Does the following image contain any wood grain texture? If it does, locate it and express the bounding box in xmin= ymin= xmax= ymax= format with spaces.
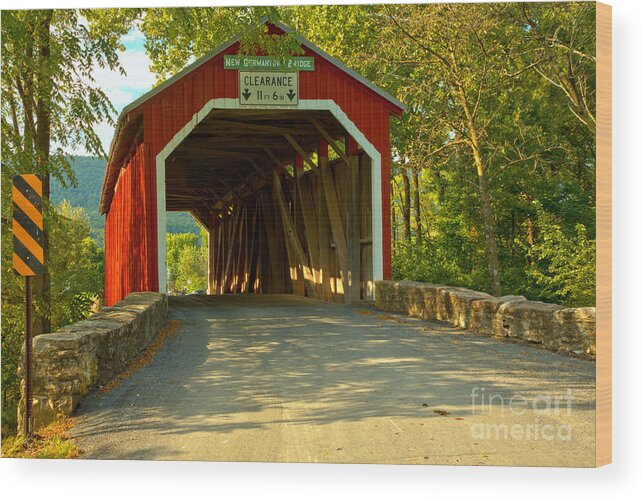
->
xmin=596 ymin=1 xmax=612 ymax=467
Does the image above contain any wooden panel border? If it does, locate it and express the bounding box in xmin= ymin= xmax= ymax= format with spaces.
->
xmin=596 ymin=1 xmax=612 ymax=467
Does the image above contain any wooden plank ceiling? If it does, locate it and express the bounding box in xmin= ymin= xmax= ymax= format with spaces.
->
xmin=165 ymin=109 xmax=346 ymax=213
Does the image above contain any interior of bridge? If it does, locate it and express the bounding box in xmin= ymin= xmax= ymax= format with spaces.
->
xmin=164 ymin=108 xmax=373 ymax=303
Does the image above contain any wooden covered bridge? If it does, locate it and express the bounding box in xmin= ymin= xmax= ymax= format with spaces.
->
xmin=99 ymin=20 xmax=405 ymax=306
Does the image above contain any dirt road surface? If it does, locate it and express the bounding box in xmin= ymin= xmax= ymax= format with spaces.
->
xmin=71 ymin=294 xmax=595 ymax=466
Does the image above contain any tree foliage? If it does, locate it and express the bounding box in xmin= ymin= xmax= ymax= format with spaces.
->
xmin=141 ymin=6 xmax=301 ymax=82
xmin=521 ymin=203 xmax=595 ymax=307
xmin=166 ymin=232 xmax=208 ymax=294
xmin=1 ymin=9 xmax=138 ymax=182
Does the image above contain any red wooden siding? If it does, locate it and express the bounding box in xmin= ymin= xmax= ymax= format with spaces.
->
xmin=104 ymin=143 xmax=158 ymax=305
xmin=104 ymin=24 xmax=398 ymax=305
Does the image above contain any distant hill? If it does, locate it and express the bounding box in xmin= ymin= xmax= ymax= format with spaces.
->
xmin=51 ymin=156 xmax=200 ymax=247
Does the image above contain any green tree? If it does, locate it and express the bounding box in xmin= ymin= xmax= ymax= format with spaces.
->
xmin=166 ymin=232 xmax=199 ymax=291
xmin=522 ymin=203 xmax=595 ymax=307
xmin=1 ymin=8 xmax=138 ymax=334
xmin=378 ymin=3 xmax=545 ymax=295
xmin=166 ymin=232 xmax=208 ymax=293
xmin=48 ymin=202 xmax=104 ymax=326
xmin=175 ymin=245 xmax=208 ymax=293
xmin=371 ymin=3 xmax=595 ymax=302
xmin=510 ymin=2 xmax=596 ymax=136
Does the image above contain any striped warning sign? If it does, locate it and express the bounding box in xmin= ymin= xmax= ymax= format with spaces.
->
xmin=12 ymin=174 xmax=44 ymax=276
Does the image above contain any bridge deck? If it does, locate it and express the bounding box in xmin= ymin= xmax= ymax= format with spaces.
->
xmin=71 ymin=294 xmax=596 ymax=465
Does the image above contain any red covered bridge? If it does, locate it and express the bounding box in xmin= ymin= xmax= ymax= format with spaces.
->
xmin=100 ymin=20 xmax=405 ymax=306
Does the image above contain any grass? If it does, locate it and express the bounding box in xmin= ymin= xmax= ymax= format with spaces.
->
xmin=1 ymin=418 xmax=79 ymax=459
xmin=1 ymin=400 xmax=18 ymax=435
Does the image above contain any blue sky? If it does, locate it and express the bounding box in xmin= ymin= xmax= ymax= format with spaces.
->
xmin=83 ymin=26 xmax=156 ymax=156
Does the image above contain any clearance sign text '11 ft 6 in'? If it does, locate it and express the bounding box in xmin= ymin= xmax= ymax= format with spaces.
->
xmin=239 ymin=71 xmax=298 ymax=107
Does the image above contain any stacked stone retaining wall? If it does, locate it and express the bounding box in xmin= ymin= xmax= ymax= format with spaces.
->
xmin=19 ymin=292 xmax=167 ymax=430
xmin=375 ymin=281 xmax=595 ymax=356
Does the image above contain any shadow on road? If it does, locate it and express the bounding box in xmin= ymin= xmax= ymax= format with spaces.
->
xmin=72 ymin=294 xmax=595 ymax=462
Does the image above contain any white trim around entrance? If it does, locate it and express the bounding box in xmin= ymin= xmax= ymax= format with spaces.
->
xmin=155 ymin=98 xmax=384 ymax=293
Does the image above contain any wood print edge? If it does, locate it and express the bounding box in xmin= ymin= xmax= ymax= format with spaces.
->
xmin=595 ymin=0 xmax=612 ymax=468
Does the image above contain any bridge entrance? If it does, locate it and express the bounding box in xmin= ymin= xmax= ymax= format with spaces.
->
xmin=163 ymin=107 xmax=374 ymax=302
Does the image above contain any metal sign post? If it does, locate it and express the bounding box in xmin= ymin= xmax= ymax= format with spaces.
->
xmin=12 ymin=174 xmax=44 ymax=438
xmin=24 ymin=276 xmax=33 ymax=437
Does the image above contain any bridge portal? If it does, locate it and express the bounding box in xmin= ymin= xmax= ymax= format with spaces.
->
xmin=99 ymin=19 xmax=405 ymax=306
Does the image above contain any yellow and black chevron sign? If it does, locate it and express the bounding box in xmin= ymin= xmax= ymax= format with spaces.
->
xmin=12 ymin=174 xmax=44 ymax=276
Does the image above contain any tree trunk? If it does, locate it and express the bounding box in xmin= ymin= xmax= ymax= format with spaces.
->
xmin=391 ymin=194 xmax=397 ymax=242
xmin=525 ymin=215 xmax=535 ymax=266
xmin=526 ymin=216 xmax=535 ymax=245
xmin=457 ymin=85 xmax=502 ymax=296
xmin=32 ymin=11 xmax=53 ymax=335
xmin=412 ymin=169 xmax=421 ymax=242
xmin=510 ymin=210 xmax=515 ymax=257
xmin=475 ymin=163 xmax=502 ymax=296
xmin=401 ymin=170 xmax=411 ymax=241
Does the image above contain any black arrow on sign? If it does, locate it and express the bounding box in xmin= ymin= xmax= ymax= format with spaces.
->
xmin=242 ymin=89 xmax=252 ymax=101
xmin=286 ymin=89 xmax=296 ymax=101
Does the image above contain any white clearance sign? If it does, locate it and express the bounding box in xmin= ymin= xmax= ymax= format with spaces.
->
xmin=238 ymin=71 xmax=298 ymax=106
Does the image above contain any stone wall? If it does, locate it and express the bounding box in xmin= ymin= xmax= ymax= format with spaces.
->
xmin=19 ymin=292 xmax=167 ymax=430
xmin=375 ymin=281 xmax=595 ymax=356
